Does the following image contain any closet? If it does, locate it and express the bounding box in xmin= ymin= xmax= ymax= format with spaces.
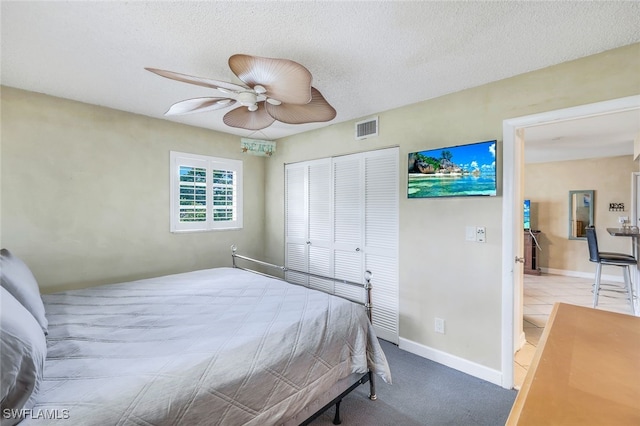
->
xmin=285 ymin=147 xmax=399 ymax=343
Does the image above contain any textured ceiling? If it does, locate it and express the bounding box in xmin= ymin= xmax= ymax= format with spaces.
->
xmin=2 ymin=1 xmax=640 ymax=142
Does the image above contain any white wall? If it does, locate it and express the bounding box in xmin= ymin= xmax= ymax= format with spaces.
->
xmin=1 ymin=87 xmax=266 ymax=292
xmin=264 ymin=43 xmax=640 ymax=373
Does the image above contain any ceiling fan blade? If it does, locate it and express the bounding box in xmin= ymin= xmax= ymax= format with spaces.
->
xmin=145 ymin=68 xmax=248 ymax=92
xmin=228 ymin=54 xmax=312 ymax=105
xmin=164 ymin=97 xmax=236 ymax=115
xmin=223 ymin=102 xmax=276 ymax=131
xmin=265 ymin=87 xmax=336 ymax=124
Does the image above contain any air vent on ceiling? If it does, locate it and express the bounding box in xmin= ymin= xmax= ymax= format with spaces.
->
xmin=355 ymin=116 xmax=378 ymax=140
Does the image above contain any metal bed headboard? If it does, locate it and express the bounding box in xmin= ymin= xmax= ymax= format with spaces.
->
xmin=230 ymin=245 xmax=373 ymax=323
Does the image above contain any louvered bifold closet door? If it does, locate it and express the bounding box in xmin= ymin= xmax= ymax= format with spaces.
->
xmin=333 ymin=155 xmax=366 ymax=304
xmin=307 ymin=160 xmax=333 ymax=293
xmin=285 ymin=149 xmax=399 ymax=344
xmin=363 ymin=148 xmax=399 ymax=344
xmin=285 ymin=164 xmax=308 ymax=286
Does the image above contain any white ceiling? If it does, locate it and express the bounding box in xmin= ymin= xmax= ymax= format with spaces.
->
xmin=2 ymin=1 xmax=640 ymax=151
xmin=525 ymin=108 xmax=640 ymax=163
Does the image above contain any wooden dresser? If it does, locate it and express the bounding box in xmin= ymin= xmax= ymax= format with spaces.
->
xmin=507 ymin=303 xmax=640 ymax=425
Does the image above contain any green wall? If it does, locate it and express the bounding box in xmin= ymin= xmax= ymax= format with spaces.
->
xmin=1 ymin=87 xmax=266 ymax=292
xmin=263 ymin=43 xmax=640 ymax=372
xmin=2 ymin=43 xmax=638 ymax=377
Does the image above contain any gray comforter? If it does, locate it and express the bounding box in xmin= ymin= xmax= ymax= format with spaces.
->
xmin=27 ymin=268 xmax=390 ymax=425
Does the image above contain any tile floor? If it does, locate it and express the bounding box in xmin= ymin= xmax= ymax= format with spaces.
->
xmin=514 ymin=273 xmax=635 ymax=389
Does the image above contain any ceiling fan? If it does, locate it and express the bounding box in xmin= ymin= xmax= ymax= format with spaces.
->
xmin=145 ymin=54 xmax=337 ymax=131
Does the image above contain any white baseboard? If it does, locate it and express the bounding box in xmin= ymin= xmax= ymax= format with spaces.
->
xmin=541 ymin=267 xmax=624 ymax=283
xmin=398 ymin=337 xmax=502 ymax=386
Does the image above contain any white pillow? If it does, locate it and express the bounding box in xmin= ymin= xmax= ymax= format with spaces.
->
xmin=1 ymin=249 xmax=48 ymax=335
xmin=0 ymin=287 xmax=47 ymax=425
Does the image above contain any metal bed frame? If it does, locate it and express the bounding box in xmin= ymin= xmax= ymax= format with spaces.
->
xmin=230 ymin=245 xmax=377 ymax=425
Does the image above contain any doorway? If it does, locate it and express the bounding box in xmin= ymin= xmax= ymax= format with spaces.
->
xmin=500 ymin=95 xmax=640 ymax=389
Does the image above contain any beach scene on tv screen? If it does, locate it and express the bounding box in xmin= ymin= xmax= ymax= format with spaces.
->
xmin=408 ymin=140 xmax=496 ymax=198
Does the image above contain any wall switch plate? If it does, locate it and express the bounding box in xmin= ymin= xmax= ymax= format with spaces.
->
xmin=476 ymin=226 xmax=486 ymax=243
xmin=465 ymin=226 xmax=477 ymax=242
xmin=435 ymin=318 xmax=445 ymax=334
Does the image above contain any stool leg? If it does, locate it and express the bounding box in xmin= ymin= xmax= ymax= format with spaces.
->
xmin=593 ymin=263 xmax=603 ymax=309
xmin=623 ymin=266 xmax=636 ymax=316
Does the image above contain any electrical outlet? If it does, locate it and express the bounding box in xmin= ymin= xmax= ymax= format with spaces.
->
xmin=435 ymin=318 xmax=445 ymax=334
xmin=476 ymin=226 xmax=486 ymax=243
xmin=619 ymin=216 xmax=629 ymax=224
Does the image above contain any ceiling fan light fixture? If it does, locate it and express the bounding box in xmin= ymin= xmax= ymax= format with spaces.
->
xmin=147 ymin=54 xmax=336 ymax=131
xmin=237 ymin=91 xmax=257 ymax=106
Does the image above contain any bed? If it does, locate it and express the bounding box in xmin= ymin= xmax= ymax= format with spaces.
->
xmin=0 ymin=248 xmax=391 ymax=425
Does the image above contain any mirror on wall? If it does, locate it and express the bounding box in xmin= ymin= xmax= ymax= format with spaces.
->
xmin=569 ymin=190 xmax=594 ymax=240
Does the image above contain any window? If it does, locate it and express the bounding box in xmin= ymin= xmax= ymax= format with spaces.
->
xmin=170 ymin=151 xmax=243 ymax=232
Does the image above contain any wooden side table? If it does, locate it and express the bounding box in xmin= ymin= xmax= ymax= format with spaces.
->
xmin=507 ymin=303 xmax=640 ymax=425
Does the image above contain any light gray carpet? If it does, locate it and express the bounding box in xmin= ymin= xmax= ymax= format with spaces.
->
xmin=310 ymin=340 xmax=517 ymax=425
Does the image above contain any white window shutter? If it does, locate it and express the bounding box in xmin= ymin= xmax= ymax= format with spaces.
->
xmin=170 ymin=151 xmax=242 ymax=232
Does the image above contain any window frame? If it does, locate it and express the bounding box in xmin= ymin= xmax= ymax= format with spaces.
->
xmin=170 ymin=151 xmax=243 ymax=232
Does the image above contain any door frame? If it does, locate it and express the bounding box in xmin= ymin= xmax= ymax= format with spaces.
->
xmin=631 ymin=172 xmax=640 ymax=314
xmin=501 ymin=95 xmax=640 ymax=389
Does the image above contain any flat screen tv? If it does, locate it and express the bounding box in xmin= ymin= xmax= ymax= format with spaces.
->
xmin=524 ymin=199 xmax=531 ymax=230
xmin=408 ymin=140 xmax=497 ymax=198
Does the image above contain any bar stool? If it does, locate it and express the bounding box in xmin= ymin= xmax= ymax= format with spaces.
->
xmin=585 ymin=226 xmax=637 ymax=315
